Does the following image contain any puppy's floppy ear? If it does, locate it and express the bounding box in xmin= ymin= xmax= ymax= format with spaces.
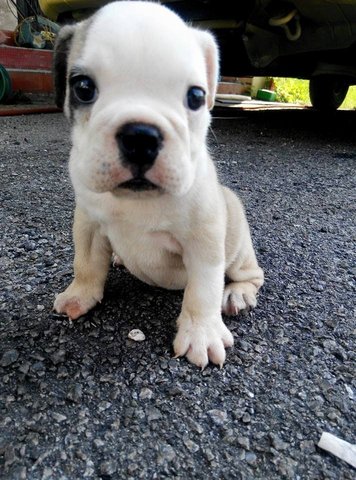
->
xmin=53 ymin=25 xmax=76 ymax=109
xmin=192 ymin=29 xmax=220 ymax=110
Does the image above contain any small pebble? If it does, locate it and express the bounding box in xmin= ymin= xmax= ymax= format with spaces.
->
xmin=50 ymin=349 xmax=66 ymax=365
xmin=100 ymin=460 xmax=117 ymax=476
xmin=147 ymin=407 xmax=162 ymax=422
xmin=345 ymin=384 xmax=354 ymax=400
xmin=98 ymin=401 xmax=112 ymax=412
xmin=207 ymin=409 xmax=227 ymax=425
xmin=270 ymin=433 xmax=289 ymax=450
xmin=128 ymin=329 xmax=146 ymax=342
xmin=245 ymin=452 xmax=257 ymax=465
xmin=1 ymin=350 xmax=19 ymax=367
xmin=139 ymin=387 xmax=153 ymax=400
xmin=237 ymin=436 xmax=250 ymax=450
xmin=242 ymin=412 xmax=251 ymax=423
xmin=183 ymin=437 xmax=200 ymax=453
xmin=66 ymin=384 xmax=83 ymax=403
xmin=157 ymin=443 xmax=176 ymax=464
xmin=52 ymin=412 xmax=67 ymax=423
xmin=94 ymin=439 xmax=105 ymax=448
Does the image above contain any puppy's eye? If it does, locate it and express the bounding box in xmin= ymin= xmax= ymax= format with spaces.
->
xmin=186 ymin=86 xmax=206 ymax=110
xmin=71 ymin=75 xmax=98 ymax=104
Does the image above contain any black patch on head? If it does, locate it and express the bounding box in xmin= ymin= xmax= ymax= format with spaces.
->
xmin=53 ymin=25 xmax=76 ymax=109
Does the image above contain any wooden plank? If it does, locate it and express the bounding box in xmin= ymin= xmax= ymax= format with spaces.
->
xmin=0 ymin=45 xmax=53 ymax=70
xmin=9 ymin=70 xmax=53 ymax=93
xmin=218 ymin=82 xmax=251 ymax=95
xmin=0 ymin=104 xmax=60 ymax=116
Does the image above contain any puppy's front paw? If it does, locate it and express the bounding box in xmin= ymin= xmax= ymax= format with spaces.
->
xmin=173 ymin=313 xmax=233 ymax=369
xmin=54 ymin=282 xmax=103 ymax=320
xmin=222 ymin=282 xmax=258 ymax=316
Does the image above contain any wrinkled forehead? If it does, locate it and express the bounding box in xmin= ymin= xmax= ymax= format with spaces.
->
xmin=70 ymin=3 xmax=206 ymax=89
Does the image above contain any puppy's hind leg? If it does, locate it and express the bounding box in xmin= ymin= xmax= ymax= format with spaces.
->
xmin=222 ymin=252 xmax=264 ymax=316
xmin=222 ymin=187 xmax=264 ymax=316
xmin=54 ymin=206 xmax=112 ymax=320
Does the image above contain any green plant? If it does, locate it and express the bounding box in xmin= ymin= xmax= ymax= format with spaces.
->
xmin=272 ymin=78 xmax=356 ymax=109
xmin=340 ymin=85 xmax=356 ymax=109
xmin=273 ymin=78 xmax=310 ymax=104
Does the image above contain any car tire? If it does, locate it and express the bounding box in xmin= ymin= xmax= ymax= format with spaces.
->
xmin=309 ymin=76 xmax=349 ymax=111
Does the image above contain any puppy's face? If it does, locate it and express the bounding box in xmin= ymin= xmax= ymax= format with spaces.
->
xmin=54 ymin=1 xmax=219 ymax=198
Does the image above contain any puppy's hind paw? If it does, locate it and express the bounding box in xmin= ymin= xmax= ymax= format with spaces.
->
xmin=222 ymin=282 xmax=258 ymax=316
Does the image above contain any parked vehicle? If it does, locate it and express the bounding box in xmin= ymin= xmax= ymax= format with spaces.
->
xmin=37 ymin=0 xmax=356 ymax=110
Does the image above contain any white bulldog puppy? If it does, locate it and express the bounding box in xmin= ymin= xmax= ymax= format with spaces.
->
xmin=53 ymin=1 xmax=264 ymax=368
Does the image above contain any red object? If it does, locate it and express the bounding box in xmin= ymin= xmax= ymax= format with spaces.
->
xmin=0 ymin=104 xmax=60 ymax=116
xmin=0 ymin=30 xmax=15 ymax=46
xmin=9 ymin=70 xmax=53 ymax=93
xmin=0 ymin=45 xmax=52 ymax=69
xmin=0 ymin=39 xmax=54 ymax=94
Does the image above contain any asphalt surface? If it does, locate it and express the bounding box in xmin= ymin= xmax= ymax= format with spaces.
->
xmin=0 ymin=109 xmax=355 ymax=479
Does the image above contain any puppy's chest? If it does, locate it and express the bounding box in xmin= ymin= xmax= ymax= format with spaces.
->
xmin=112 ymin=226 xmax=181 ymax=252
xmin=104 ymin=218 xmax=183 ymax=264
xmin=81 ymin=193 xmax=185 ymax=280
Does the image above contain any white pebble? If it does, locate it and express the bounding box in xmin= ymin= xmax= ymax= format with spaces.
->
xmin=128 ymin=329 xmax=146 ymax=342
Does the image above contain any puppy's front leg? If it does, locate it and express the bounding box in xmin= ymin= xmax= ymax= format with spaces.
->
xmin=54 ymin=206 xmax=112 ymax=319
xmin=173 ymin=241 xmax=233 ymax=369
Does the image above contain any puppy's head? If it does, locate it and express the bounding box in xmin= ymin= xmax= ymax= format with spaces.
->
xmin=54 ymin=1 xmax=219 ymax=197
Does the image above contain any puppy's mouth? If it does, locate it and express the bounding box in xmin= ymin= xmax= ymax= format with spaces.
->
xmin=118 ymin=177 xmax=159 ymax=192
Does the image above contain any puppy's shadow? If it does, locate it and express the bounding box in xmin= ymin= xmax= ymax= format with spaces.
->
xmin=101 ymin=265 xmax=183 ymax=341
xmin=48 ymin=269 xmax=183 ymax=372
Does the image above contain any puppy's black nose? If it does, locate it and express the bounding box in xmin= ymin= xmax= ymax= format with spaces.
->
xmin=117 ymin=123 xmax=163 ymax=171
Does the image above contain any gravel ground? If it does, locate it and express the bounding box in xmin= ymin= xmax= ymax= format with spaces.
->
xmin=0 ymin=109 xmax=355 ymax=479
